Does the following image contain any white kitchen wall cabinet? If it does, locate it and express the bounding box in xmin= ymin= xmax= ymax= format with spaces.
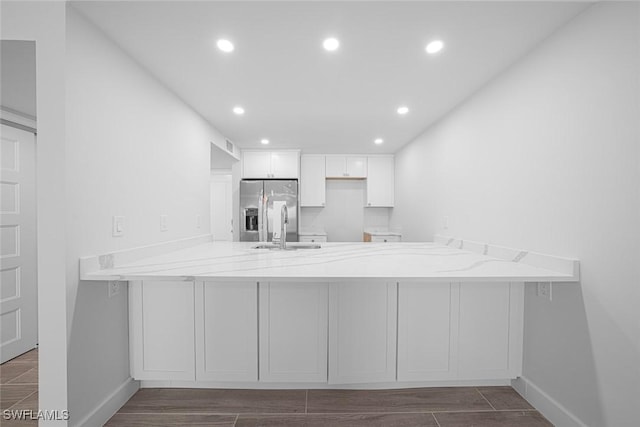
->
xmin=366 ymin=155 xmax=394 ymax=207
xmin=259 ymin=282 xmax=328 ymax=382
xmin=397 ymin=282 xmax=459 ymax=381
xmin=325 ymin=155 xmax=367 ymax=178
xmin=300 ymin=155 xmax=326 ymax=207
xmin=129 ymin=280 xmax=195 ymax=381
xmin=195 ymin=281 xmax=258 ymax=382
xmin=242 ymin=150 xmax=300 ymax=179
xmin=328 ymin=282 xmax=397 ymax=384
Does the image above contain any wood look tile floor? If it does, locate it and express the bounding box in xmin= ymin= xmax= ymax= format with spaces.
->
xmin=0 ymin=348 xmax=39 ymax=426
xmin=107 ymin=386 xmax=553 ymax=426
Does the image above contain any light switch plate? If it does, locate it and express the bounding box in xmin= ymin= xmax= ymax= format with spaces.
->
xmin=108 ymin=281 xmax=120 ymax=298
xmin=537 ymin=282 xmax=552 ymax=301
xmin=112 ymin=216 xmax=124 ymax=237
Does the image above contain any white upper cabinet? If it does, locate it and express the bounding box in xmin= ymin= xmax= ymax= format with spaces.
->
xmin=325 ymin=155 xmax=367 ymax=178
xmin=366 ymin=155 xmax=394 ymax=207
xmin=300 ymin=155 xmax=326 ymax=207
xmin=242 ymin=150 xmax=299 ymax=179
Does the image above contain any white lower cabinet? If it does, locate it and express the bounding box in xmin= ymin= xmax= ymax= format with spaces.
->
xmin=397 ymin=281 xmax=523 ymax=382
xmin=328 ymin=282 xmax=397 ymax=384
xmin=129 ymin=280 xmax=195 ymax=381
xmin=397 ymin=282 xmax=459 ymax=381
xmin=195 ymin=281 xmax=258 ymax=382
xmin=457 ymin=282 xmax=523 ymax=379
xmin=129 ymin=279 xmax=522 ymax=385
xmin=259 ymin=282 xmax=328 ymax=382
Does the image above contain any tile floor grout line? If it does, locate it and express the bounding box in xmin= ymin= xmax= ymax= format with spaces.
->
xmin=475 ymin=387 xmax=497 ymax=411
xmin=432 ymin=412 xmax=442 ymax=427
xmin=115 ymin=408 xmax=538 ymax=416
xmin=6 ymin=368 xmax=38 ymax=385
xmin=7 ymin=389 xmax=38 ymax=411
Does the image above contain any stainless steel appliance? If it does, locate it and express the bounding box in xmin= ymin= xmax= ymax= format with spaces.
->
xmin=240 ymin=179 xmax=298 ymax=242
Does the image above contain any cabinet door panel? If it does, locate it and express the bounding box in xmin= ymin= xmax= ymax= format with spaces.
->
xmin=271 ymin=152 xmax=299 ymax=178
xmin=397 ymin=283 xmax=459 ymax=381
xmin=259 ymin=282 xmax=328 ymax=382
xmin=458 ymin=282 xmax=514 ymax=378
xmin=329 ymin=282 xmax=397 ymax=384
xmin=325 ymin=156 xmax=346 ymax=178
xmin=196 ymin=282 xmax=258 ymax=382
xmin=346 ymin=156 xmax=367 ymax=178
xmin=243 ymin=151 xmax=272 ymax=178
xmin=366 ymin=156 xmax=394 ymax=207
xmin=300 ymin=155 xmax=326 ymax=207
xmin=130 ymin=280 xmax=195 ymax=381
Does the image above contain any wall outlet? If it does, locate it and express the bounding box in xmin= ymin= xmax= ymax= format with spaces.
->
xmin=537 ymin=282 xmax=552 ymax=301
xmin=112 ymin=216 xmax=124 ymax=237
xmin=196 ymin=215 xmax=202 ymax=229
xmin=108 ymin=281 xmax=120 ymax=298
xmin=160 ymin=214 xmax=168 ymax=232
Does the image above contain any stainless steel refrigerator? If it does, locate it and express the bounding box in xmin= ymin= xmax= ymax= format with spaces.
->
xmin=240 ymin=179 xmax=298 ymax=242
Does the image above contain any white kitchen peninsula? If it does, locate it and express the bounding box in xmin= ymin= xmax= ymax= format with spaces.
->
xmin=80 ymin=238 xmax=578 ymax=389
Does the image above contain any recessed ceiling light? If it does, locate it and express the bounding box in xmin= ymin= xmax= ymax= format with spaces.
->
xmin=397 ymin=106 xmax=409 ymax=115
xmin=260 ymin=139 xmax=270 ymax=145
xmin=374 ymin=138 xmax=384 ymax=145
xmin=216 ymin=39 xmax=234 ymax=53
xmin=323 ymin=37 xmax=340 ymax=51
xmin=426 ymin=40 xmax=444 ymax=54
xmin=233 ymin=106 xmax=245 ymax=115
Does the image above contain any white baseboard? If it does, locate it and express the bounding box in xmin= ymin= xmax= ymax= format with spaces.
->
xmin=512 ymin=377 xmax=587 ymax=427
xmin=140 ymin=378 xmax=510 ymax=390
xmin=71 ymin=377 xmax=139 ymax=427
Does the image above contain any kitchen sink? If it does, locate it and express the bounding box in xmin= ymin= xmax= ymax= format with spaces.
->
xmin=252 ymin=243 xmax=322 ymax=250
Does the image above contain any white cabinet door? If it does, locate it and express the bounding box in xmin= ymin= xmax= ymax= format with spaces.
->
xmin=397 ymin=283 xmax=459 ymax=381
xmin=299 ymin=235 xmax=327 ymax=243
xmin=325 ymin=156 xmax=346 ymax=178
xmin=370 ymin=235 xmax=401 ymax=243
xmin=259 ymin=282 xmax=328 ymax=382
xmin=300 ymin=155 xmax=326 ymax=207
xmin=325 ymin=156 xmax=367 ymax=178
xmin=129 ymin=280 xmax=195 ymax=381
xmin=242 ymin=151 xmax=272 ymax=178
xmin=458 ymin=282 xmax=523 ymax=379
xmin=328 ymin=282 xmax=397 ymax=384
xmin=196 ymin=282 xmax=258 ymax=382
xmin=366 ymin=156 xmax=394 ymax=207
xmin=345 ymin=156 xmax=367 ymax=178
xmin=270 ymin=151 xmax=299 ymax=178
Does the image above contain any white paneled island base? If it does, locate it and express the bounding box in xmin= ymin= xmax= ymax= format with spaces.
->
xmin=81 ymin=240 xmax=578 ymax=389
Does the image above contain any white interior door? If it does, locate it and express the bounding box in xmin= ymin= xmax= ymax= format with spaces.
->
xmin=210 ymin=174 xmax=233 ymax=241
xmin=1 ymin=124 xmax=37 ymax=363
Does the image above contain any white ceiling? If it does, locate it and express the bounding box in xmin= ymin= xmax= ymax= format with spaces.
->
xmin=72 ymin=1 xmax=590 ymax=154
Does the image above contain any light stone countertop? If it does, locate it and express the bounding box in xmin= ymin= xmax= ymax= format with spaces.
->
xmin=81 ymin=241 xmax=578 ymax=283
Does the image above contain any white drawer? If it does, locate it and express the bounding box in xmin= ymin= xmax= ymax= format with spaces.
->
xmin=370 ymin=235 xmax=401 ymax=243
xmin=300 ymin=235 xmax=328 ymax=243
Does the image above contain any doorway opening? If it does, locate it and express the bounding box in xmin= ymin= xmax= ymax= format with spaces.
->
xmin=0 ymin=40 xmax=39 ymax=413
xmin=210 ymin=143 xmax=238 ymax=242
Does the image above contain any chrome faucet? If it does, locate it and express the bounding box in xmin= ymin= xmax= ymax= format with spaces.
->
xmin=279 ymin=204 xmax=288 ymax=250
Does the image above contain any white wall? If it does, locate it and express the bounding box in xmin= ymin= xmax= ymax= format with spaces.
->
xmin=1 ymin=2 xmax=69 ymax=424
xmin=391 ymin=2 xmax=639 ymax=426
xmin=301 ymin=180 xmax=391 ymax=241
xmin=64 ymin=7 xmax=224 ymax=424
